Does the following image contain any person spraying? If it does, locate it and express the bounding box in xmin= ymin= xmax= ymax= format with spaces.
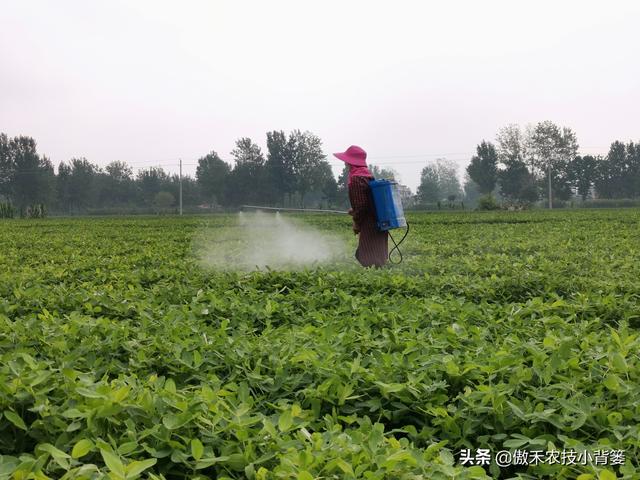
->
xmin=334 ymin=145 xmax=389 ymax=267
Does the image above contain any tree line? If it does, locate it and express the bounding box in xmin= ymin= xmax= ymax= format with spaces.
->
xmin=2 ymin=123 xmax=639 ymax=215
xmin=0 ymin=130 xmax=354 ymax=214
xmin=196 ymin=131 xmax=340 ymax=208
xmin=463 ymin=121 xmax=640 ymax=207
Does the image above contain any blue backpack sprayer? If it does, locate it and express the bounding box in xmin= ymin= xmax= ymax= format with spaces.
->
xmin=368 ymin=178 xmax=409 ymax=264
xmin=242 ymin=177 xmax=409 ymax=264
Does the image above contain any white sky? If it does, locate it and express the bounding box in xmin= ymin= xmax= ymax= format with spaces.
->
xmin=1 ymin=0 xmax=639 ymax=191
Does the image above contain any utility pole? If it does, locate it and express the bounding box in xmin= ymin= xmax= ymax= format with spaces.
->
xmin=548 ymin=159 xmax=552 ymax=209
xmin=179 ymin=158 xmax=183 ymax=216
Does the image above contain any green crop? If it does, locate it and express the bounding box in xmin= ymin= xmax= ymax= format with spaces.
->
xmin=1 ymin=210 xmax=639 ymax=479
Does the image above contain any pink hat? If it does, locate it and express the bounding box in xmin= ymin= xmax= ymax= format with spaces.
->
xmin=333 ymin=145 xmax=367 ymax=167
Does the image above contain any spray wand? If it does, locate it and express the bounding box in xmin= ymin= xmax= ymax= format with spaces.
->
xmin=241 ymin=205 xmax=348 ymax=214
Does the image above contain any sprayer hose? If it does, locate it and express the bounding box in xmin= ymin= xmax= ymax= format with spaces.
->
xmin=388 ymin=222 xmax=410 ymax=265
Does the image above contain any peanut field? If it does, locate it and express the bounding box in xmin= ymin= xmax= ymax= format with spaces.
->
xmin=1 ymin=210 xmax=639 ymax=479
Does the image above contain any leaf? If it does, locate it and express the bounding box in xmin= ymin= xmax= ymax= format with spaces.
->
xmin=298 ymin=471 xmax=314 ymax=480
xmin=599 ymin=470 xmax=617 ymax=480
xmin=569 ymin=412 xmax=587 ymax=431
xmin=193 ymin=350 xmax=203 ymax=367
xmin=466 ymin=465 xmax=490 ymax=478
xmin=100 ymin=449 xmax=126 ymax=479
xmin=62 ymin=408 xmax=85 ymax=419
xmin=610 ymin=352 xmax=628 ymax=373
xmin=117 ymin=441 xmax=138 ymax=456
xmin=76 ymin=387 xmax=105 ymax=399
xmin=384 ymin=450 xmax=417 ymax=467
xmin=333 ymin=459 xmax=354 ymax=476
xmin=3 ymin=411 xmax=27 ymax=431
xmin=503 ymin=438 xmax=529 ymax=448
xmin=112 ymin=386 xmax=131 ymax=403
xmin=291 ymin=350 xmax=318 ymax=363
xmin=162 ymin=413 xmax=191 ymax=430
xmin=164 ymin=379 xmax=176 ymax=393
xmin=191 ymin=439 xmax=204 ymax=461
xmin=125 ymin=458 xmax=157 ymax=478
xmin=607 ymin=412 xmax=623 ymax=426
xmin=194 ymin=456 xmax=230 ymax=470
xmin=603 ymin=374 xmax=620 ymax=392
xmin=444 ymin=359 xmax=460 ymax=376
xmin=506 ymin=401 xmax=526 ymax=420
xmin=38 ymin=443 xmax=71 ymax=470
xmin=225 ymin=453 xmax=246 ymax=471
xmin=374 ymin=382 xmax=405 ymax=396
xmin=38 ymin=443 xmax=71 ymax=460
xmin=278 ymin=410 xmax=293 ymax=432
xmin=438 ymin=449 xmax=454 ymax=466
xmin=71 ymin=439 xmax=94 ymax=459
xmin=0 ymin=456 xmax=20 ymax=475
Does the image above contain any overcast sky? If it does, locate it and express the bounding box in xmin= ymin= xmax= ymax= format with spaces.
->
xmin=1 ymin=0 xmax=639 ymax=191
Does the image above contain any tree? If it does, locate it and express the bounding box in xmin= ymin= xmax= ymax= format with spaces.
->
xmin=0 ymin=134 xmax=11 ymax=200
xmin=567 ymin=155 xmax=597 ymax=201
xmin=369 ymin=165 xmax=398 ymax=180
xmin=316 ymin=161 xmax=339 ymax=207
xmin=1 ymin=135 xmax=55 ymax=210
xmin=153 ymin=191 xmax=175 ymax=212
xmin=526 ymin=121 xmax=578 ymax=207
xmin=495 ymin=124 xmax=538 ymax=204
xmin=196 ymin=151 xmax=231 ymax=205
xmin=417 ymin=158 xmax=462 ymax=204
xmin=397 ymin=184 xmax=414 ymax=208
xmin=463 ymin=173 xmax=482 ymax=207
xmin=288 ymin=130 xmax=327 ymax=207
xmin=167 ymin=174 xmax=201 ymax=208
xmin=33 ymin=156 xmax=56 ymax=209
xmin=264 ymin=130 xmax=330 ymax=207
xmin=137 ymin=167 xmax=169 ymax=206
xmin=334 ymin=163 xmax=353 ymax=208
xmin=68 ymin=158 xmax=99 ymax=210
xmin=102 ymin=161 xmax=135 ymax=205
xmin=594 ymin=141 xmax=640 ymax=199
xmin=231 ymin=137 xmax=264 ymax=167
xmin=227 ymin=138 xmax=268 ymax=206
xmin=56 ymin=162 xmax=72 ymax=212
xmin=629 ymin=142 xmax=640 ymax=198
xmin=416 ymin=164 xmax=440 ymax=203
xmin=265 ymin=130 xmax=296 ymax=205
xmin=596 ymin=141 xmax=626 ymax=199
xmin=105 ymin=161 xmax=133 ymax=181
xmin=496 ymin=124 xmax=527 ymax=167
xmin=434 ymin=159 xmax=463 ymax=200
xmin=416 ymin=159 xmax=461 ymax=204
xmin=497 ymin=161 xmax=538 ymax=204
xmin=466 ymin=141 xmax=498 ymax=194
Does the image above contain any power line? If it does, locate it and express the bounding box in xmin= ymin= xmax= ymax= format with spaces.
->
xmin=46 ymin=146 xmax=614 ymax=168
xmin=364 ymin=151 xmax=476 ymax=159
xmin=5 ymin=145 xmax=617 ymax=176
xmin=84 ymin=150 xmax=482 ymax=169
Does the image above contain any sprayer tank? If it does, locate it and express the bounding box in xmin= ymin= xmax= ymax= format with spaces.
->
xmin=368 ymin=179 xmax=407 ymax=231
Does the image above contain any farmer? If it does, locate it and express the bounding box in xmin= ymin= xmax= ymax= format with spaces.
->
xmin=333 ymin=145 xmax=388 ymax=267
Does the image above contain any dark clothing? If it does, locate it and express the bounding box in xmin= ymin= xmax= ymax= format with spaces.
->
xmin=348 ymin=175 xmax=388 ymax=267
